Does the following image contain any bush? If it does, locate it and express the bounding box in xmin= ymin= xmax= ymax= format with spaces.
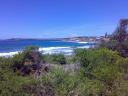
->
xmin=44 ymin=54 xmax=66 ymax=65
xmin=73 ymin=48 xmax=90 ymax=67
xmin=73 ymin=48 xmax=127 ymax=95
xmin=74 ymin=48 xmax=120 ymax=70
xmin=40 ymin=68 xmax=104 ymax=96
xmin=0 ymin=57 xmax=34 ymax=96
xmin=12 ymin=46 xmax=43 ymax=76
xmin=0 ymin=73 xmax=32 ymax=96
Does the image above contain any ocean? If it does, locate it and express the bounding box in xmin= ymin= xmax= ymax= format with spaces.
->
xmin=0 ymin=39 xmax=96 ymax=56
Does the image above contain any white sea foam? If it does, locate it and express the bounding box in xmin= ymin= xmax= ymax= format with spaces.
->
xmin=66 ymin=41 xmax=88 ymax=44
xmin=77 ymin=41 xmax=95 ymax=44
xmin=0 ymin=46 xmax=91 ymax=57
xmin=39 ymin=47 xmax=73 ymax=55
xmin=77 ymin=42 xmax=88 ymax=44
xmin=0 ymin=51 xmax=19 ymax=57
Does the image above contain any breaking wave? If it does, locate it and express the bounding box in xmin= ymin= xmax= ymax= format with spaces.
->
xmin=0 ymin=45 xmax=92 ymax=57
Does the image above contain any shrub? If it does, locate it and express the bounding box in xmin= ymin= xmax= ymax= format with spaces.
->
xmin=74 ymin=48 xmax=120 ymax=69
xmin=73 ymin=48 xmax=126 ymax=95
xmin=41 ymin=68 xmax=104 ymax=96
xmin=0 ymin=57 xmax=34 ymax=96
xmin=12 ymin=46 xmax=43 ymax=76
xmin=44 ymin=54 xmax=66 ymax=65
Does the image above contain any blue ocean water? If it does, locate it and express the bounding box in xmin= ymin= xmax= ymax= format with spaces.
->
xmin=0 ymin=39 xmax=95 ymax=56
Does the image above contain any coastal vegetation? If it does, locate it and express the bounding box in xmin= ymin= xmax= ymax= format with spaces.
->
xmin=0 ymin=20 xmax=128 ymax=96
xmin=44 ymin=54 xmax=66 ymax=65
xmin=100 ymin=19 xmax=128 ymax=57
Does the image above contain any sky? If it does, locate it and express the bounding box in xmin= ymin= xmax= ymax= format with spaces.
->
xmin=0 ymin=0 xmax=128 ymax=39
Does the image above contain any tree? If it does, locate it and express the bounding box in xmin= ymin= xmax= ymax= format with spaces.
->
xmin=100 ymin=19 xmax=128 ymax=57
xmin=112 ymin=19 xmax=128 ymax=42
xmin=105 ymin=32 xmax=108 ymax=38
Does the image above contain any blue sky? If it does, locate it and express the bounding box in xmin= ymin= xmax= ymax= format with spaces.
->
xmin=0 ymin=0 xmax=128 ymax=39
